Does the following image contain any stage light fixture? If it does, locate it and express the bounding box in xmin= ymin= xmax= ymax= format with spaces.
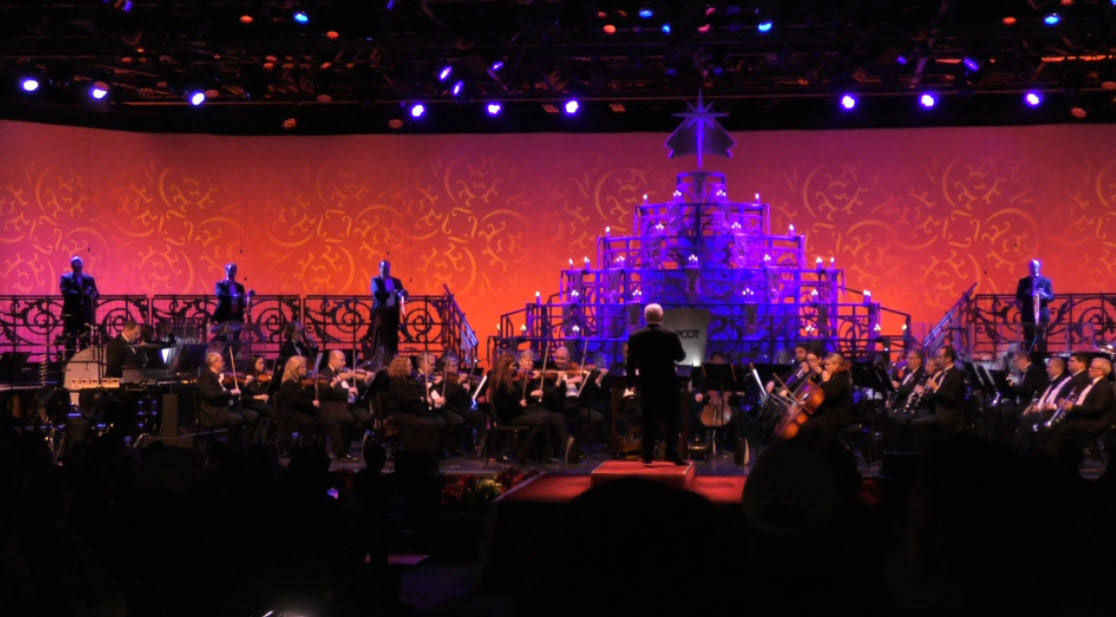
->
xmin=603 ymin=24 xmax=617 ymax=34
xmin=919 ymin=93 xmax=937 ymax=108
xmin=1024 ymin=91 xmax=1042 ymax=107
xmin=661 ymin=23 xmax=671 ymax=34
xmin=839 ymin=94 xmax=857 ymax=110
xmin=486 ymin=102 xmax=502 ymax=116
xmin=21 ymin=78 xmax=39 ymax=92
xmin=188 ymin=90 xmax=206 ymax=106
xmin=452 ymin=80 xmax=464 ymax=97
xmin=639 ymin=8 xmax=653 ymax=18
xmin=410 ymin=103 xmax=425 ymax=118
xmin=239 ymin=14 xmax=253 ymax=24
xmin=293 ymin=11 xmax=309 ymax=24
xmin=757 ymin=21 xmax=773 ymax=33
xmin=490 ymin=61 xmax=504 ymax=72
xmin=963 ymin=57 xmax=980 ymax=72
xmin=564 ymin=99 xmax=579 ymax=114
xmin=1044 ymin=13 xmax=1060 ymax=25
xmin=438 ymin=66 xmax=452 ymax=81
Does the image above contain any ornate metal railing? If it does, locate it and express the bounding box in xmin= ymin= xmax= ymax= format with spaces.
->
xmin=0 ymin=288 xmax=476 ymax=369
xmin=964 ymin=292 xmax=1116 ymax=359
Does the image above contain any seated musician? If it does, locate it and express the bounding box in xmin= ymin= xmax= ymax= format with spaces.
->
xmin=276 ymin=355 xmax=322 ymax=446
xmin=240 ymin=354 xmax=274 ymax=443
xmin=384 ymin=355 xmax=445 ymax=454
xmin=796 ymin=352 xmax=855 ymax=446
xmin=487 ymin=352 xmax=563 ymax=464
xmin=911 ymin=346 xmax=966 ymax=434
xmin=879 ymin=350 xmax=934 ymax=451
xmin=1012 ymin=355 xmax=1073 ymax=451
xmin=1041 ymin=356 xmax=1115 ymax=473
xmin=319 ymin=349 xmax=373 ymax=462
xmin=765 ymin=343 xmax=809 ymax=394
xmin=519 ymin=349 xmax=573 ymax=462
xmin=105 ymin=320 xmax=143 ymax=378
xmin=984 ymin=351 xmax=1049 ymax=444
xmin=692 ymin=352 xmax=750 ymax=463
xmin=415 ymin=352 xmax=468 ymax=455
xmin=278 ymin=321 xmax=317 ymax=365
xmin=547 ymin=346 xmax=605 ymax=462
xmin=436 ymin=353 xmax=487 ymax=456
xmin=197 ymin=351 xmax=259 ymax=442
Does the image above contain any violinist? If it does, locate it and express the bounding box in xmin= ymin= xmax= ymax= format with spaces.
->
xmin=384 ymin=355 xmax=444 ymax=454
xmin=518 ymin=349 xmax=572 ymax=461
xmin=436 ymin=354 xmax=487 ymax=456
xmin=795 ymin=352 xmax=855 ymax=446
xmin=240 ymin=354 xmax=274 ymax=443
xmin=197 ymin=351 xmax=259 ymax=443
xmin=319 ymin=350 xmax=372 ymax=462
xmin=549 ymin=346 xmax=605 ymax=463
xmin=488 ymin=353 xmax=559 ymax=464
xmin=277 ymin=355 xmax=321 ymax=446
xmin=416 ymin=352 xmax=469 ymax=454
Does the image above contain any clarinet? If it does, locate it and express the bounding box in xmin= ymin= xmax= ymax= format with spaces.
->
xmin=902 ymin=370 xmax=935 ymax=414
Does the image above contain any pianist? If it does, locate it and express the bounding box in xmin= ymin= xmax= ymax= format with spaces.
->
xmin=105 ymin=320 xmax=142 ymax=378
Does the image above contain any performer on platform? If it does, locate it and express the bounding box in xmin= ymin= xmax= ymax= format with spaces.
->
xmin=104 ymin=320 xmax=142 ymax=378
xmin=59 ymin=256 xmax=100 ymax=357
xmin=213 ymin=263 xmax=249 ymax=342
xmin=1015 ymin=259 xmax=1054 ymax=354
xmin=197 ymin=351 xmax=258 ymax=442
xmin=371 ymin=259 xmax=407 ymax=362
xmin=626 ymin=302 xmax=687 ymax=465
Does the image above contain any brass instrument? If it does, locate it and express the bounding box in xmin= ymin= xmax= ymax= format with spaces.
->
xmin=1019 ymin=391 xmax=1042 ymax=416
xmin=1032 ymin=278 xmax=1041 ymax=327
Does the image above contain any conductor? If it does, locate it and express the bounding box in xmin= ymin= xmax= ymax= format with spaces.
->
xmin=626 ymin=303 xmax=687 ymax=465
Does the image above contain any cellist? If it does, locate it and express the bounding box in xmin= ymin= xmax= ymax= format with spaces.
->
xmin=796 ymin=353 xmax=855 ymax=445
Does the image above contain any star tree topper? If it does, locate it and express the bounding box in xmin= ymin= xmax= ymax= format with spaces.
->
xmin=664 ymin=92 xmax=735 ymax=169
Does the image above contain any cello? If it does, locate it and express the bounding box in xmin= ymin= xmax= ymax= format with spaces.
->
xmin=773 ymin=379 xmax=825 ymax=440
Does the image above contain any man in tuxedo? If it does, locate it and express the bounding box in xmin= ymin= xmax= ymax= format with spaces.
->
xmin=1043 ymin=356 xmax=1114 ymax=473
xmin=59 ymin=256 xmax=100 ymax=358
xmin=985 ymin=351 xmax=1049 ymax=444
xmin=318 ymin=349 xmax=372 ymax=462
xmin=213 ymin=263 xmax=248 ymax=343
xmin=196 ymin=351 xmax=257 ymax=441
xmin=1013 ymin=355 xmax=1073 ymax=450
xmin=913 ymin=346 xmax=967 ymax=435
xmin=1015 ymin=259 xmax=1054 ymax=354
xmin=370 ymin=260 xmax=407 ymax=361
xmin=105 ymin=320 xmax=142 ymax=378
xmin=626 ymin=303 xmax=686 ymax=465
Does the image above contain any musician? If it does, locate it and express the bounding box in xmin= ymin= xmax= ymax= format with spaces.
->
xmin=912 ymin=346 xmax=967 ymax=433
xmin=276 ymin=355 xmax=322 ymax=447
xmin=765 ymin=343 xmax=809 ymax=394
xmin=1015 ymin=259 xmax=1054 ymax=353
xmin=518 ymin=350 xmax=573 ymax=461
xmin=797 ymin=352 xmax=855 ymax=446
xmin=59 ymin=256 xmax=100 ymax=357
xmin=279 ymin=321 xmax=316 ymax=360
xmin=488 ymin=352 xmax=560 ymax=464
xmin=213 ymin=263 xmax=248 ymax=330
xmin=415 ymin=352 xmax=468 ymax=454
xmin=985 ymin=351 xmax=1050 ymax=444
xmin=890 ymin=349 xmax=928 ymax=412
xmin=548 ymin=345 xmax=606 ymax=463
xmin=1012 ymin=356 xmax=1072 ymax=450
xmin=319 ymin=349 xmax=372 ymax=462
xmin=371 ymin=260 xmax=407 ymax=360
xmin=692 ymin=352 xmax=750 ymax=464
xmin=197 ymin=351 xmax=259 ymax=441
xmin=384 ymin=355 xmax=445 ymax=454
xmin=241 ymin=354 xmax=274 ymax=443
xmin=1042 ymin=356 xmax=1114 ymax=473
xmin=104 ymin=320 xmax=142 ymax=378
xmin=627 ymin=303 xmax=687 ymax=465
xmin=434 ymin=353 xmax=487 ymax=455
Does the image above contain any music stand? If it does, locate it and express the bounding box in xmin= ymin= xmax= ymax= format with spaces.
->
xmin=170 ymin=344 xmax=209 ymax=378
xmin=853 ymin=361 xmax=891 ymax=397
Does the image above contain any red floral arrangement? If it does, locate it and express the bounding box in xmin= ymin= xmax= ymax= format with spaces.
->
xmin=440 ymin=467 xmax=540 ymax=512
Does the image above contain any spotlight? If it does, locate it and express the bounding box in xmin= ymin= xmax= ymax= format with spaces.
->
xmin=603 ymin=24 xmax=617 ymax=34
xmin=757 ymin=21 xmax=773 ymax=33
xmin=639 ymin=8 xmax=653 ymax=18
xmin=438 ymin=66 xmax=452 ymax=81
xmin=1024 ymin=91 xmax=1042 ymax=107
xmin=564 ymin=99 xmax=579 ymax=114
xmin=293 ymin=11 xmax=309 ymax=24
xmin=919 ymin=93 xmax=937 ymax=108
xmin=661 ymin=23 xmax=671 ymax=34
xmin=90 ymin=82 xmax=110 ymax=100
xmin=486 ymin=102 xmax=502 ymax=116
xmin=897 ymin=55 xmax=909 ymax=65
xmin=963 ymin=57 xmax=980 ymax=72
xmin=410 ymin=103 xmax=425 ymax=118
xmin=188 ymin=90 xmax=206 ymax=106
xmin=21 ymin=78 xmax=39 ymax=92
xmin=452 ymin=80 xmax=464 ymax=96
xmin=490 ymin=61 xmax=504 ymax=72
xmin=839 ymin=94 xmax=857 ymax=110
xmin=1044 ymin=13 xmax=1060 ymax=26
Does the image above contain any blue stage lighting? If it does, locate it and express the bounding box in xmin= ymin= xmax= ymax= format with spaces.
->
xmin=21 ymin=78 xmax=39 ymax=92
xmin=1044 ymin=13 xmax=1060 ymax=26
xmin=188 ymin=91 xmax=206 ymax=106
xmin=410 ymin=103 xmax=425 ymax=118
xmin=564 ymin=99 xmax=579 ymax=114
xmin=294 ymin=11 xmax=309 ymax=24
xmin=452 ymin=80 xmax=464 ymax=96
xmin=491 ymin=61 xmax=504 ymax=72
xmin=1024 ymin=92 xmax=1042 ymax=107
xmin=757 ymin=21 xmax=773 ymax=33
xmin=840 ymin=94 xmax=856 ymax=110
xmin=639 ymin=8 xmax=653 ymax=19
xmin=486 ymin=102 xmax=502 ymax=116
xmin=963 ymin=57 xmax=980 ymax=72
xmin=919 ymin=93 xmax=937 ymax=108
xmin=661 ymin=23 xmax=671 ymax=34
xmin=438 ymin=66 xmax=452 ymax=81
xmin=91 ymin=83 xmax=109 ymax=100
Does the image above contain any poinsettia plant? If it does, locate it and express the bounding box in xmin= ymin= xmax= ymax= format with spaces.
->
xmin=440 ymin=467 xmax=540 ymax=512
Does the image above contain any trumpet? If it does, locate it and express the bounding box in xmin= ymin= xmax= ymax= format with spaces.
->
xmin=1020 ymin=392 xmax=1042 ymax=416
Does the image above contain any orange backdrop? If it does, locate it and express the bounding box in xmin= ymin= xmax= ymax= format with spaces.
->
xmin=2 ymin=120 xmax=1116 ymax=341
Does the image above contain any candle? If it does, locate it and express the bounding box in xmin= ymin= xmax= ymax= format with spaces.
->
xmin=605 ymin=226 xmax=611 ymax=236
xmin=816 ymin=256 xmax=823 ymax=271
xmin=863 ymin=290 xmax=872 ymax=305
xmin=583 ymin=256 xmax=590 ymax=270
xmin=535 ymin=291 xmax=541 ymax=304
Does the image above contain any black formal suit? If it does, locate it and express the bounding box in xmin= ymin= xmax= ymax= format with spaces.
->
xmin=893 ymin=365 xmax=927 ymax=411
xmin=626 ymin=322 xmax=686 ymax=462
xmin=1012 ymin=371 xmax=1072 ymax=450
xmin=59 ymin=272 xmax=99 ymax=354
xmin=1009 ymin=362 xmax=1050 ymax=405
xmin=1045 ymin=377 xmax=1115 ymax=472
xmin=1015 ymin=274 xmax=1054 ymax=352
xmin=800 ymin=371 xmax=855 ymax=445
xmin=104 ymin=334 xmax=140 ymax=378
xmin=316 ymin=365 xmax=371 ymax=458
xmin=371 ymin=275 xmax=406 ymax=358
xmin=916 ymin=364 xmax=966 ymax=432
xmin=987 ymin=360 xmax=1051 ymax=443
xmin=197 ymin=368 xmax=254 ymax=433
xmin=213 ymin=279 xmax=247 ymax=324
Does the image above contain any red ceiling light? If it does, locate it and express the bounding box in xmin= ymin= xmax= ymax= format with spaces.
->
xmin=239 ymin=15 xmax=253 ymax=24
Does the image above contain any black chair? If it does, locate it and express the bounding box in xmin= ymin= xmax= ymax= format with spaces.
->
xmin=482 ymin=411 xmax=528 ymax=466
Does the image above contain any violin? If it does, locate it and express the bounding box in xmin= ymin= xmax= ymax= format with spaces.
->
xmin=221 ymin=372 xmax=250 ymax=388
